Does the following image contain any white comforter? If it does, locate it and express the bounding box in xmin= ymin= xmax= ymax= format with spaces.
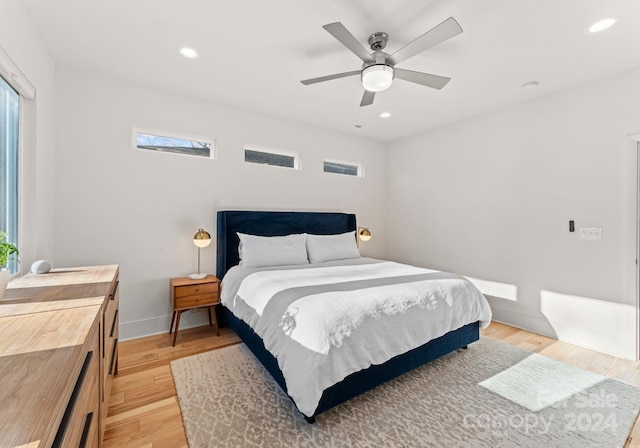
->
xmin=221 ymin=258 xmax=492 ymax=417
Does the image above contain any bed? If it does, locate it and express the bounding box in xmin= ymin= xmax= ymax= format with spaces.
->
xmin=216 ymin=210 xmax=491 ymax=422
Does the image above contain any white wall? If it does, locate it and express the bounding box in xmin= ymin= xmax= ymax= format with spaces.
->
xmin=15 ymin=0 xmax=640 ymax=356
xmin=387 ymin=67 xmax=640 ymax=359
xmin=0 ymin=0 xmax=56 ymax=270
xmin=54 ymin=67 xmax=387 ymax=340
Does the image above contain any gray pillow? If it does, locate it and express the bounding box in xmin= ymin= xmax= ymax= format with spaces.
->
xmin=306 ymin=231 xmax=360 ymax=263
xmin=238 ymin=233 xmax=309 ymax=268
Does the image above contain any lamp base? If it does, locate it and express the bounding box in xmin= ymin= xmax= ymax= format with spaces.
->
xmin=188 ymin=273 xmax=207 ymax=280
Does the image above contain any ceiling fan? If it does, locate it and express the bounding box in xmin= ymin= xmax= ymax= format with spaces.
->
xmin=301 ymin=18 xmax=463 ymax=107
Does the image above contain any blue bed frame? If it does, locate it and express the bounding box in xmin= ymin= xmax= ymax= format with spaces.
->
xmin=216 ymin=210 xmax=480 ymax=422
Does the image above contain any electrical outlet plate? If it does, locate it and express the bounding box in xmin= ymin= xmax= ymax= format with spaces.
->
xmin=579 ymin=227 xmax=602 ymax=240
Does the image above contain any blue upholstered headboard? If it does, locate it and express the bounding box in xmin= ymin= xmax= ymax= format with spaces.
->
xmin=216 ymin=211 xmax=356 ymax=279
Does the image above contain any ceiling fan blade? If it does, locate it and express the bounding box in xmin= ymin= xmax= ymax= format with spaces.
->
xmin=323 ymin=22 xmax=375 ymax=63
xmin=301 ymin=70 xmax=361 ymax=85
xmin=360 ymin=90 xmax=375 ymax=107
xmin=388 ymin=17 xmax=462 ymax=65
xmin=395 ymin=68 xmax=451 ymax=90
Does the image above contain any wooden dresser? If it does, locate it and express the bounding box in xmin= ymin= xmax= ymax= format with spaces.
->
xmin=0 ymin=265 xmax=119 ymax=448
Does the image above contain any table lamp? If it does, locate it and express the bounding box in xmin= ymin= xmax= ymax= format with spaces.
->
xmin=189 ymin=228 xmax=211 ymax=280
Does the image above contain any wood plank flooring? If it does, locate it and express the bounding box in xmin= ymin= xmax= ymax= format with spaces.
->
xmin=103 ymin=322 xmax=640 ymax=447
xmin=103 ymin=325 xmax=241 ymax=448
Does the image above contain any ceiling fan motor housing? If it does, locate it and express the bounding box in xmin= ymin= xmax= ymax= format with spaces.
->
xmin=368 ymin=32 xmax=389 ymax=51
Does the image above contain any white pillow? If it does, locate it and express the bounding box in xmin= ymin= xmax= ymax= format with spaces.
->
xmin=306 ymin=231 xmax=360 ymax=263
xmin=238 ymin=233 xmax=309 ymax=268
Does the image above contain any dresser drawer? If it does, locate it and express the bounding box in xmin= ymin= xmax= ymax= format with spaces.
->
xmin=105 ymin=290 xmax=119 ymax=341
xmin=175 ymin=293 xmax=219 ymax=309
xmin=106 ymin=280 xmax=118 ymax=313
xmin=175 ymin=282 xmax=218 ymax=298
xmin=105 ymin=328 xmax=117 ymax=374
xmin=104 ymin=304 xmax=118 ymax=396
xmin=103 ymin=336 xmax=118 ymax=411
xmin=53 ymin=319 xmax=100 ymax=448
xmin=100 ymin=274 xmax=119 ymax=444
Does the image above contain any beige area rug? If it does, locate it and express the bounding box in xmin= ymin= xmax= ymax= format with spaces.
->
xmin=170 ymin=338 xmax=640 ymax=448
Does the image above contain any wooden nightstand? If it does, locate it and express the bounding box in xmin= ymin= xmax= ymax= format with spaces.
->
xmin=170 ymin=275 xmax=220 ymax=346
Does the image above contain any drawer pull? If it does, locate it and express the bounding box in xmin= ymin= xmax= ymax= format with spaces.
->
xmin=79 ymin=412 xmax=94 ymax=448
xmin=109 ymin=280 xmax=120 ymax=300
xmin=52 ymin=350 xmax=93 ymax=447
xmin=109 ymin=339 xmax=118 ymax=375
xmin=109 ymin=309 xmax=118 ymax=338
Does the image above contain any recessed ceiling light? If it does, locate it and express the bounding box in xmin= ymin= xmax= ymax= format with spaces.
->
xmin=586 ymin=17 xmax=619 ymax=33
xmin=521 ymin=81 xmax=539 ymax=89
xmin=179 ymin=47 xmax=199 ymax=59
xmin=380 ymin=112 xmax=391 ymax=118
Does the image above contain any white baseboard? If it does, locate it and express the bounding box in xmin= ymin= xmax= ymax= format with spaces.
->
xmin=489 ymin=305 xmax=637 ymax=360
xmin=119 ymin=308 xmax=211 ymax=341
xmin=489 ymin=306 xmax=557 ymax=339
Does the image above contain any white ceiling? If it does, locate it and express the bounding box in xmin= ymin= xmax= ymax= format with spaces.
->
xmin=22 ymin=0 xmax=640 ymax=142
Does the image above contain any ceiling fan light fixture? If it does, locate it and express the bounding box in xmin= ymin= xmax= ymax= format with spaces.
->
xmin=179 ymin=47 xmax=199 ymax=59
xmin=586 ymin=17 xmax=619 ymax=33
xmin=362 ymin=65 xmax=394 ymax=92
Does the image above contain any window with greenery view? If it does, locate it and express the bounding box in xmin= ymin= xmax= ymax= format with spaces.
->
xmin=0 ymin=75 xmax=19 ymax=273
xmin=135 ymin=131 xmax=213 ymax=158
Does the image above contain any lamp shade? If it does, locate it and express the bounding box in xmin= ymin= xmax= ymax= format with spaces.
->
xmin=358 ymin=227 xmax=372 ymax=242
xmin=362 ymin=65 xmax=394 ymax=92
xmin=193 ymin=228 xmax=211 ymax=248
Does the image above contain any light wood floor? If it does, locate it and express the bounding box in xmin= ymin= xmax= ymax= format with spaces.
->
xmin=103 ymin=322 xmax=640 ymax=447
xmin=103 ymin=325 xmax=241 ymax=447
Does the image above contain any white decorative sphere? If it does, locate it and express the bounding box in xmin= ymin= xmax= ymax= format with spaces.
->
xmin=31 ymin=260 xmax=52 ymax=274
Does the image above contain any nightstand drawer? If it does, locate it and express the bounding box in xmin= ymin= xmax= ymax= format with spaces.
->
xmin=174 ymin=293 xmax=219 ymax=309
xmin=175 ymin=282 xmax=218 ymax=298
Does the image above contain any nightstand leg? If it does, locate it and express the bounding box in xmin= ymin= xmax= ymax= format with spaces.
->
xmin=169 ymin=311 xmax=176 ymax=334
xmin=211 ymin=306 xmax=220 ymax=336
xmin=172 ymin=311 xmax=183 ymax=347
xmin=207 ymin=307 xmax=213 ymax=326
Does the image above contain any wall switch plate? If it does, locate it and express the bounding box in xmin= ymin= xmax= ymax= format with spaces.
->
xmin=579 ymin=227 xmax=602 ymax=240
